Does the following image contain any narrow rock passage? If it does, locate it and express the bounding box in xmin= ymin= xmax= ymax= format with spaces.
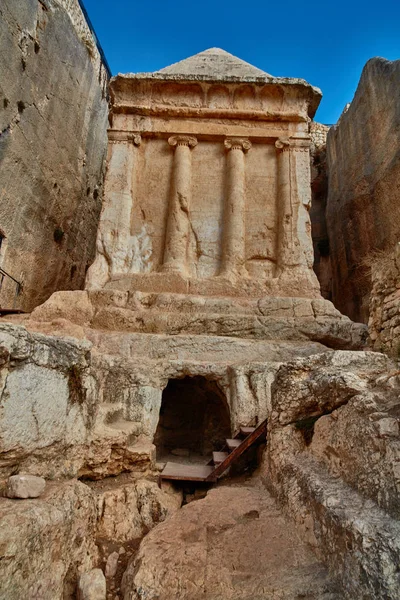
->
xmin=121 ymin=482 xmax=341 ymax=600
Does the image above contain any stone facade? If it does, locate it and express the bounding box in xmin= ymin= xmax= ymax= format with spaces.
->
xmin=0 ymin=0 xmax=109 ymax=311
xmin=368 ymin=243 xmax=400 ymax=356
xmin=325 ymin=57 xmax=400 ymax=323
xmin=86 ymin=48 xmax=322 ymax=299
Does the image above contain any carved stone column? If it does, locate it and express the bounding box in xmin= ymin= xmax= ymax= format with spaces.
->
xmin=274 ymin=136 xmax=313 ymax=277
xmin=86 ymin=133 xmax=141 ymax=289
xmin=162 ymin=135 xmax=197 ymax=275
xmin=220 ymin=137 xmax=251 ymax=278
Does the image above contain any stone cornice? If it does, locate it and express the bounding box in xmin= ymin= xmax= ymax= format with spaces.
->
xmin=111 ymin=76 xmax=322 ymax=120
xmin=112 ymin=104 xmax=309 ymax=123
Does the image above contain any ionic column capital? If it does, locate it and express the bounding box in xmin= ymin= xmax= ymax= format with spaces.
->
xmin=275 ymin=137 xmax=311 ymax=152
xmin=128 ymin=133 xmax=142 ymax=146
xmin=168 ymin=135 xmax=198 ymax=149
xmin=108 ymin=131 xmax=142 ymax=145
xmin=224 ymin=137 xmax=252 ymax=153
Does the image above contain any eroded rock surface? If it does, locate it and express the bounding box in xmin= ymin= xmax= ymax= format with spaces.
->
xmin=325 ymin=57 xmax=400 ymax=322
xmin=0 ymin=480 xmax=98 ymax=600
xmin=121 ymin=484 xmax=340 ymax=600
xmin=93 ymin=477 xmax=182 ymax=542
xmin=266 ymin=350 xmax=400 ymax=599
xmin=78 ymin=569 xmax=106 ymax=600
xmin=0 ymin=0 xmax=109 ymax=311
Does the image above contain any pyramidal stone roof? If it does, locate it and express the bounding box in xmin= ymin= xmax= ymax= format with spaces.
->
xmin=156 ymin=48 xmax=272 ymax=79
xmin=115 ymin=48 xmax=323 ymax=116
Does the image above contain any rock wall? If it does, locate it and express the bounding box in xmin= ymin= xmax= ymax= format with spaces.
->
xmin=310 ymin=122 xmax=331 ymax=300
xmin=0 ymin=0 xmax=109 ymax=312
xmin=264 ymin=351 xmax=400 ymax=599
xmin=0 ymin=476 xmax=182 ymax=600
xmin=325 ymin=57 xmax=400 ymax=323
xmin=369 ymin=243 xmax=400 ymax=356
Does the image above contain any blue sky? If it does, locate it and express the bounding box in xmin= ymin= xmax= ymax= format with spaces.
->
xmin=83 ymin=0 xmax=400 ymax=124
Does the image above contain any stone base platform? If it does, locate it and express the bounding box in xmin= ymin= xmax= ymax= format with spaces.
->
xmin=26 ymin=289 xmax=367 ymax=350
xmin=100 ymin=270 xmax=321 ymax=299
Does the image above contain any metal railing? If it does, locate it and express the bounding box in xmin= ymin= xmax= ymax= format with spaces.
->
xmin=0 ymin=267 xmax=22 ymax=309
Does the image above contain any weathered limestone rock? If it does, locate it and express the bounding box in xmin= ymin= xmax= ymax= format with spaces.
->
xmin=368 ymin=243 xmax=400 ymax=356
xmin=6 ymin=473 xmax=46 ymax=498
xmin=105 ymin=552 xmax=119 ymax=579
xmin=0 ymin=480 xmax=98 ymax=600
xmin=0 ymin=0 xmax=109 ymax=311
xmin=94 ymin=478 xmax=182 ymax=542
xmin=270 ymin=350 xmax=389 ymax=426
xmin=78 ymin=569 xmax=106 ymax=600
xmin=309 ymin=121 xmax=332 ymax=300
xmin=265 ymin=350 xmax=400 ymax=598
xmin=325 ymin=57 xmax=400 ymax=323
xmin=0 ymin=315 xmax=366 ymax=481
xmin=121 ymin=485 xmax=340 ymax=600
xmin=27 ymin=288 xmax=367 ymax=349
xmin=0 ymin=322 xmax=96 ymax=479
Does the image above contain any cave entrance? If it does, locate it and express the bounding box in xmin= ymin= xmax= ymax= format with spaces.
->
xmin=154 ymin=376 xmax=231 ymax=463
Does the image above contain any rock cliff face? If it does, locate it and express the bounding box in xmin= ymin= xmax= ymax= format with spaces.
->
xmin=325 ymin=57 xmax=400 ymax=323
xmin=310 ymin=122 xmax=331 ymax=300
xmin=265 ymin=351 xmax=400 ymax=599
xmin=0 ymin=0 xmax=109 ymax=311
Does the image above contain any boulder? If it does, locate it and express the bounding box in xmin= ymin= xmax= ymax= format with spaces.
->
xmin=6 ymin=474 xmax=46 ymax=499
xmin=78 ymin=569 xmax=106 ymax=600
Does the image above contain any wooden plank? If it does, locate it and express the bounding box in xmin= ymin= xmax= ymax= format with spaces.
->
xmin=206 ymin=419 xmax=267 ymax=482
xmin=213 ymin=451 xmax=229 ymax=464
xmin=240 ymin=426 xmax=256 ymax=436
xmin=160 ymin=462 xmax=214 ymax=482
xmin=226 ymin=438 xmax=242 ymax=450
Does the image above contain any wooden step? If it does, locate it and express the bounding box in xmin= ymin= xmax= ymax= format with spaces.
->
xmin=160 ymin=462 xmax=214 ymax=482
xmin=206 ymin=419 xmax=268 ymax=482
xmin=212 ymin=451 xmax=229 ymax=465
xmin=240 ymin=426 xmax=256 ymax=436
xmin=226 ymin=438 xmax=242 ymax=451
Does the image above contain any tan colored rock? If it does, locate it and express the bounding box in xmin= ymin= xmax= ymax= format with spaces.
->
xmin=78 ymin=569 xmax=107 ymax=600
xmin=105 ymin=552 xmax=119 ymax=579
xmin=265 ymin=350 xmax=400 ymax=598
xmin=0 ymin=0 xmax=109 ymax=312
xmin=270 ymin=350 xmax=389 ymax=425
xmin=121 ymin=485 xmax=340 ymax=600
xmin=32 ymin=291 xmax=95 ymax=326
xmin=6 ymin=474 xmax=46 ymax=498
xmin=325 ymin=57 xmax=400 ymax=323
xmin=0 ymin=480 xmax=98 ymax=600
xmin=95 ymin=478 xmax=182 ymax=542
xmin=368 ymin=243 xmax=400 ymax=356
xmin=19 ymin=288 xmax=368 ymax=349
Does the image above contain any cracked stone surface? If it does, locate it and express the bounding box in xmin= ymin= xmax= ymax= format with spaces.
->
xmin=0 ymin=0 xmax=108 ymax=311
xmin=121 ymin=482 xmax=341 ymax=600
